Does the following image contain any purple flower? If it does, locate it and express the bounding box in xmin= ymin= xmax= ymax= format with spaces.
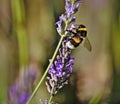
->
xmin=46 ymin=0 xmax=81 ymax=97
xmin=65 ymin=0 xmax=81 ymax=17
xmin=56 ymin=0 xmax=81 ymax=35
xmin=56 ymin=14 xmax=65 ymax=34
xmin=46 ymin=38 xmax=74 ymax=96
xmin=7 ymin=64 xmax=38 ymax=104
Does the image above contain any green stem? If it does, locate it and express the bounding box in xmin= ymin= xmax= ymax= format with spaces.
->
xmin=26 ymin=35 xmax=64 ymax=104
xmin=48 ymin=95 xmax=53 ymax=104
xmin=11 ymin=0 xmax=28 ymax=68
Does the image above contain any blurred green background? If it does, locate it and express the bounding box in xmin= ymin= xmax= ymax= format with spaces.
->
xmin=0 ymin=0 xmax=120 ymax=104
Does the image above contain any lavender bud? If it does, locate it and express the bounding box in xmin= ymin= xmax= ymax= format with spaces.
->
xmin=56 ymin=0 xmax=81 ymax=35
xmin=65 ymin=0 xmax=81 ymax=17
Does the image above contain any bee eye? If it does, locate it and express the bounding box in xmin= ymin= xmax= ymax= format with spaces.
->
xmin=81 ymin=31 xmax=87 ymax=37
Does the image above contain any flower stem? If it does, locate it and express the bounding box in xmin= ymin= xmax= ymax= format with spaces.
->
xmin=11 ymin=0 xmax=28 ymax=68
xmin=48 ymin=95 xmax=53 ymax=104
xmin=26 ymin=35 xmax=64 ymax=104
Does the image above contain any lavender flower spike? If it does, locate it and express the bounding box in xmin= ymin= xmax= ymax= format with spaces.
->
xmin=46 ymin=0 xmax=82 ymax=97
xmin=46 ymin=38 xmax=74 ymax=96
xmin=56 ymin=0 xmax=81 ymax=35
xmin=8 ymin=64 xmax=38 ymax=104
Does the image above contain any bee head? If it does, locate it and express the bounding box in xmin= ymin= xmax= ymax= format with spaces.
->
xmin=77 ymin=24 xmax=87 ymax=38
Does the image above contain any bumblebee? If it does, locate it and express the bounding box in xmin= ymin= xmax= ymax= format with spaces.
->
xmin=66 ymin=24 xmax=92 ymax=51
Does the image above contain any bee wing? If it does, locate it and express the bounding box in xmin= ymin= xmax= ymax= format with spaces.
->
xmin=83 ymin=37 xmax=92 ymax=52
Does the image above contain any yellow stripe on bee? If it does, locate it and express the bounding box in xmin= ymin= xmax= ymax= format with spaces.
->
xmin=73 ymin=37 xmax=81 ymax=43
xmin=78 ymin=28 xmax=87 ymax=31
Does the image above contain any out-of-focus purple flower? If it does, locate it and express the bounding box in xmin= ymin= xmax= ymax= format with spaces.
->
xmin=7 ymin=64 xmax=38 ymax=104
xmin=46 ymin=38 xmax=74 ymax=96
xmin=56 ymin=0 xmax=81 ymax=35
